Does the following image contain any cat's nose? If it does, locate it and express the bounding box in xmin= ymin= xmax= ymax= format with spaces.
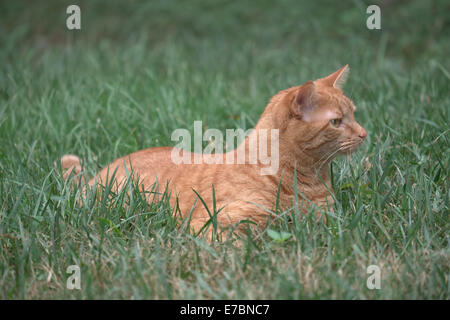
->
xmin=359 ymin=129 xmax=367 ymax=140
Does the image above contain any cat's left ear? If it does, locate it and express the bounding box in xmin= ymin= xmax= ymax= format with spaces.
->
xmin=316 ymin=65 xmax=349 ymax=89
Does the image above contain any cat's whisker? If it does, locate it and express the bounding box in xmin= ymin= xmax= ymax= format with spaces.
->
xmin=315 ymin=146 xmax=345 ymax=171
xmin=312 ymin=150 xmax=335 ymax=169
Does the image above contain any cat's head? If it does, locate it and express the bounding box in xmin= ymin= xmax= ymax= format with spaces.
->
xmin=276 ymin=65 xmax=366 ymax=164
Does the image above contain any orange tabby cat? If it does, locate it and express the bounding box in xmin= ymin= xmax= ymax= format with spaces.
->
xmin=61 ymin=65 xmax=366 ymax=238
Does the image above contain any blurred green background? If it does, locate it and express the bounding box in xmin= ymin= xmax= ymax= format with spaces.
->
xmin=1 ymin=0 xmax=448 ymax=62
xmin=1 ymin=0 xmax=448 ymax=163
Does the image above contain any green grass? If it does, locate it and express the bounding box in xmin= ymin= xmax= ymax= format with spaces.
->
xmin=0 ymin=0 xmax=449 ymax=299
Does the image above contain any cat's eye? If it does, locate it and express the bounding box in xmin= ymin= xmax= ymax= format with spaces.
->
xmin=330 ymin=118 xmax=342 ymax=127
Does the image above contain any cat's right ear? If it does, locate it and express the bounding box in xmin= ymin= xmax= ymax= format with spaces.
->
xmin=293 ymin=81 xmax=317 ymax=121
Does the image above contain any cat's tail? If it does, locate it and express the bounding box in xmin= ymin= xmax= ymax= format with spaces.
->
xmin=61 ymin=154 xmax=85 ymax=184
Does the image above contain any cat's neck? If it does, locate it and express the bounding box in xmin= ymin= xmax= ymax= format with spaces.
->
xmin=235 ymin=125 xmax=331 ymax=194
xmin=234 ymin=97 xmax=332 ymax=198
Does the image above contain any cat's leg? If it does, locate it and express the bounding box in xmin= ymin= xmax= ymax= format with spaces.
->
xmin=188 ymin=205 xmax=265 ymax=242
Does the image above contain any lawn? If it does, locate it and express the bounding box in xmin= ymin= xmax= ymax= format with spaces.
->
xmin=0 ymin=0 xmax=448 ymax=299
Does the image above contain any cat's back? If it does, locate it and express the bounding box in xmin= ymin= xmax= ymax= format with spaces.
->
xmin=89 ymin=146 xmax=178 ymax=187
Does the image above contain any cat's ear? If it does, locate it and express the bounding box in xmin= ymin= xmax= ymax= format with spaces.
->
xmin=317 ymin=65 xmax=349 ymax=89
xmin=294 ymin=81 xmax=317 ymax=120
